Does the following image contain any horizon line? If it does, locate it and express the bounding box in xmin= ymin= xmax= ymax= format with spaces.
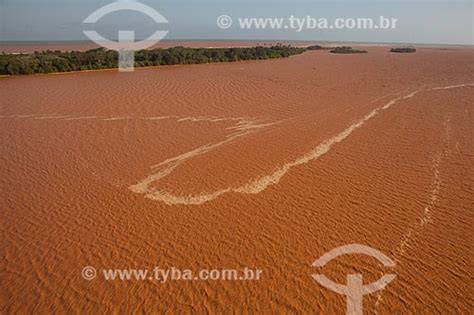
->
xmin=0 ymin=39 xmax=473 ymax=47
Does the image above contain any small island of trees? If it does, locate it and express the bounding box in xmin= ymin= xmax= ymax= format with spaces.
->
xmin=330 ymin=46 xmax=368 ymax=54
xmin=390 ymin=47 xmax=416 ymax=53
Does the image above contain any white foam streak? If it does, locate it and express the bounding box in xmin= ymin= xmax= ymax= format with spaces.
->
xmin=130 ymin=83 xmax=473 ymax=205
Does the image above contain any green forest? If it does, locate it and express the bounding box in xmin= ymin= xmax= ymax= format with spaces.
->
xmin=0 ymin=45 xmax=306 ymax=75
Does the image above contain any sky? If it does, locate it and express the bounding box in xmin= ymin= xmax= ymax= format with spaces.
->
xmin=0 ymin=0 xmax=473 ymax=45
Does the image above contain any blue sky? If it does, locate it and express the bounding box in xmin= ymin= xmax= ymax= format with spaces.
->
xmin=0 ymin=0 xmax=472 ymax=44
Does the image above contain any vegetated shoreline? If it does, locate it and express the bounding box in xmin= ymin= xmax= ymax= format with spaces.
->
xmin=0 ymin=44 xmax=350 ymax=79
xmin=0 ymin=55 xmax=301 ymax=79
xmin=0 ymin=45 xmax=308 ymax=76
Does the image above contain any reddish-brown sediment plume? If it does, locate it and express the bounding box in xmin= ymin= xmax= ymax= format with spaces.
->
xmin=1 ymin=45 xmax=472 ymax=313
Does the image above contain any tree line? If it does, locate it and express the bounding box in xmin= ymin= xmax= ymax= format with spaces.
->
xmin=329 ymin=46 xmax=368 ymax=54
xmin=390 ymin=47 xmax=416 ymax=53
xmin=0 ymin=45 xmax=306 ymax=75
